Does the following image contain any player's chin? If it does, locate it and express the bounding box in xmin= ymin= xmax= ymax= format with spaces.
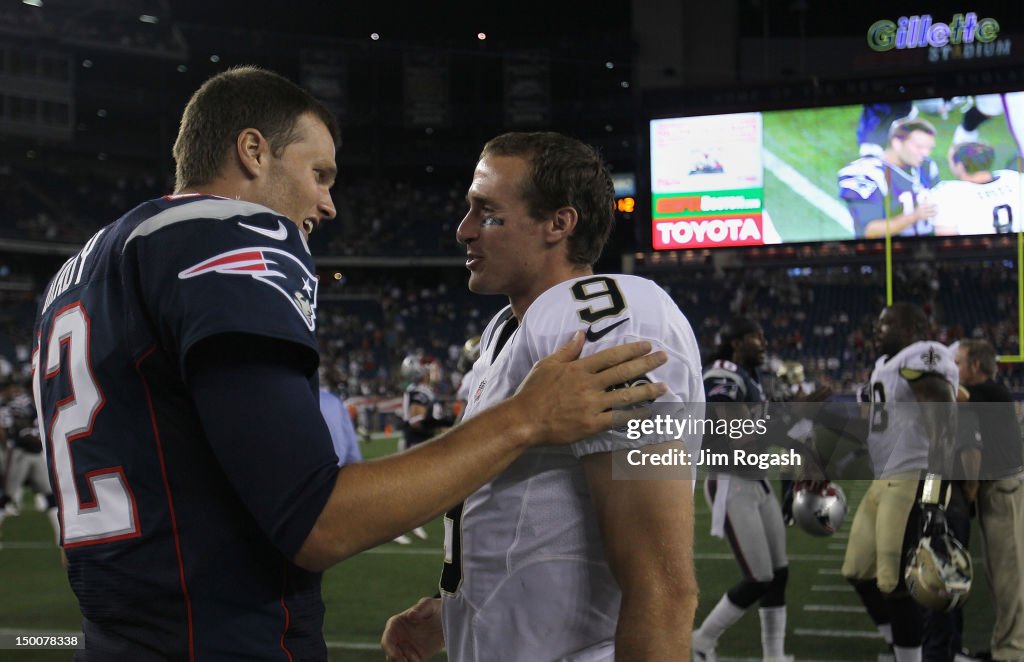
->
xmin=466 ymin=273 xmax=497 ymax=295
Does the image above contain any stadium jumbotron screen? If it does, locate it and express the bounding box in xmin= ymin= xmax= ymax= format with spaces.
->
xmin=649 ymin=92 xmax=1024 ymax=250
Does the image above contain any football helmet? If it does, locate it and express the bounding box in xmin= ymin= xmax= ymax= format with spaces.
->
xmin=400 ymin=353 xmax=435 ymax=382
xmin=775 ymin=360 xmax=805 ymax=386
xmin=457 ymin=335 xmax=481 ymax=373
xmin=7 ymin=394 xmax=36 ymax=422
xmin=791 ymin=481 xmax=848 ymax=536
xmin=905 ymin=507 xmax=973 ymax=612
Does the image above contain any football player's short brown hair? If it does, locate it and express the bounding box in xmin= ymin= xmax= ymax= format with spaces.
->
xmin=173 ymin=66 xmax=340 ymax=191
xmin=480 ymin=132 xmax=615 ymax=266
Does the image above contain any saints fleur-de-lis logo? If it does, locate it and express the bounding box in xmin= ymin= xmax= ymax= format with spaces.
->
xmin=920 ymin=347 xmax=940 ymax=369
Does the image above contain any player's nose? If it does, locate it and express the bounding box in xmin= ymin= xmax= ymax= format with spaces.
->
xmin=318 ymin=193 xmax=336 ymax=221
xmin=456 ymin=212 xmax=477 ymax=245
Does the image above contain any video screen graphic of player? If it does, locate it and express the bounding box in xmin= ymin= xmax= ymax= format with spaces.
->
xmin=839 ymin=118 xmax=941 ymax=238
xmin=930 ymin=142 xmax=1023 ymax=235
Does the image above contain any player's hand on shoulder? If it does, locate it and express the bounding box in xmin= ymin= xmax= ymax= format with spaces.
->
xmin=381 ymin=597 xmax=444 ymax=662
xmin=513 ymin=330 xmax=667 ymax=446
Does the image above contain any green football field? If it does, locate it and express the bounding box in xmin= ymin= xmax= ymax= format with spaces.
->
xmin=763 ymin=101 xmax=1020 ymax=243
xmin=0 ymin=438 xmax=998 ymax=661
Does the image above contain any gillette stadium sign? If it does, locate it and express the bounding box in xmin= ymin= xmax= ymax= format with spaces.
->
xmin=867 ymin=12 xmax=1010 ymax=61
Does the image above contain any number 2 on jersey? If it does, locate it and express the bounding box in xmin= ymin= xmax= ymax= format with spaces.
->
xmin=32 ymin=303 xmax=139 ymax=547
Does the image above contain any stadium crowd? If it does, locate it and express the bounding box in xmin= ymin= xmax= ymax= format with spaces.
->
xmin=4 ymin=257 xmax=1024 ymax=453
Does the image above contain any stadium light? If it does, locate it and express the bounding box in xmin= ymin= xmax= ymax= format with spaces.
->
xmin=477 ymin=32 xmax=486 ymax=41
xmin=139 ymin=14 xmax=158 ymax=24
xmin=23 ymin=0 xmax=43 ymax=7
xmin=370 ymin=32 xmax=380 ymax=41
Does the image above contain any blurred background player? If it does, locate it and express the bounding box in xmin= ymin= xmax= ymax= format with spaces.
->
xmin=0 ymin=379 xmax=11 ymax=518
xmin=842 ymin=303 xmax=959 ymax=662
xmin=954 ymin=340 xmax=1024 ymax=662
xmin=768 ymin=360 xmax=837 ymax=526
xmin=399 ymin=353 xmax=452 ymax=452
xmin=931 ymin=142 xmax=1023 ymax=235
xmin=909 ymin=339 xmax=976 ymax=662
xmin=839 ymin=118 xmax=940 ymax=238
xmin=454 ymin=335 xmax=481 ymax=421
xmin=0 ymin=380 xmax=59 ymax=543
xmin=394 ymin=353 xmax=453 ymax=543
xmin=693 ymin=317 xmax=793 ymax=662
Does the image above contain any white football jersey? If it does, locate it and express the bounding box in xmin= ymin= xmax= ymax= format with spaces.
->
xmin=866 ymin=341 xmax=958 ymax=478
xmin=930 ymin=170 xmax=1023 ymax=235
xmin=441 ymin=273 xmax=704 ymax=662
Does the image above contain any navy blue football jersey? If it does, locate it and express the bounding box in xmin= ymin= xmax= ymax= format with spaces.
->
xmin=32 ymin=194 xmax=340 ymax=659
xmin=703 ymin=359 xmax=766 ymax=407
xmin=703 ymin=359 xmax=768 ymax=477
xmin=401 ymin=382 xmax=439 ymax=449
xmin=838 ymin=155 xmax=940 ymax=237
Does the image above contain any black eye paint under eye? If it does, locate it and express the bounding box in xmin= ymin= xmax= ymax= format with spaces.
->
xmin=481 ymin=217 xmax=505 ymax=227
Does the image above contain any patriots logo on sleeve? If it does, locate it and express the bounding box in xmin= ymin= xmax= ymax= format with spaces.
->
xmin=838 ymin=157 xmax=887 ymax=200
xmin=707 ymin=379 xmax=740 ymax=401
xmin=178 ymin=246 xmax=318 ymax=330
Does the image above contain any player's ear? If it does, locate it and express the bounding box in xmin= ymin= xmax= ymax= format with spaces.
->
xmin=545 ymin=206 xmax=578 ymax=245
xmin=236 ymin=128 xmax=266 ymax=179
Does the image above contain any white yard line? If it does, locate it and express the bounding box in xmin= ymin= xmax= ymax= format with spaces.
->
xmin=763 ymin=148 xmax=854 ymax=234
xmin=0 ymin=542 xmax=53 ymax=550
xmin=804 ymin=604 xmax=866 ymax=613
